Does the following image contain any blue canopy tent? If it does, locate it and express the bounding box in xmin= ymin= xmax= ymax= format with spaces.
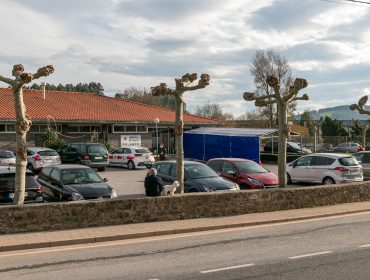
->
xmin=184 ymin=127 xmax=278 ymax=163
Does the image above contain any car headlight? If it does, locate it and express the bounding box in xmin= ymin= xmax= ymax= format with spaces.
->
xmin=247 ymin=178 xmax=264 ymax=187
xmin=71 ymin=192 xmax=84 ymax=201
xmin=110 ymin=189 xmax=118 ymax=199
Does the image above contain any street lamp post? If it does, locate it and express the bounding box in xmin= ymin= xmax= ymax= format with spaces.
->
xmin=154 ymin=118 xmax=160 ymax=159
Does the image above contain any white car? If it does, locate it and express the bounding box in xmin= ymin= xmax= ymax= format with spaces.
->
xmin=27 ymin=147 xmax=61 ymax=173
xmin=286 ymin=153 xmax=363 ymax=185
xmin=109 ymin=147 xmax=155 ymax=170
xmin=0 ymin=150 xmax=16 ymax=166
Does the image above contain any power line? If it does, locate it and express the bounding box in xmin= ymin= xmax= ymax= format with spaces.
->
xmin=321 ymin=0 xmax=370 ymax=6
xmin=343 ymin=0 xmax=370 ymax=4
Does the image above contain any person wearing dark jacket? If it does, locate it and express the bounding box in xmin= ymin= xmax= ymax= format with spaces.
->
xmin=144 ymin=168 xmax=164 ymax=196
xmin=158 ymin=143 xmax=167 ymax=161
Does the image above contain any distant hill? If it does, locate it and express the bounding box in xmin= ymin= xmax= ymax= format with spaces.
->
xmin=296 ymin=105 xmax=370 ymax=121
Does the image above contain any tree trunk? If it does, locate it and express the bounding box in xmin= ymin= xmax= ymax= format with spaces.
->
xmin=174 ymin=95 xmax=184 ymax=193
xmin=13 ymin=87 xmax=30 ymax=204
xmin=277 ymin=102 xmax=287 ymax=188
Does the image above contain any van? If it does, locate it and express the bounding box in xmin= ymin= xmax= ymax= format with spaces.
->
xmin=59 ymin=143 xmax=109 ymax=171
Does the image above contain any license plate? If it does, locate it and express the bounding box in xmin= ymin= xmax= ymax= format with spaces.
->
xmin=349 ymin=171 xmax=360 ymax=175
xmin=95 ymin=156 xmax=102 ymax=159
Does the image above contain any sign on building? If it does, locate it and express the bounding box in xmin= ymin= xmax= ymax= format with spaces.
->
xmin=121 ymin=135 xmax=141 ymax=147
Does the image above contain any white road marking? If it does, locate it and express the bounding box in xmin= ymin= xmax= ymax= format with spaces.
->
xmin=200 ymin=263 xmax=255 ymax=274
xmin=0 ymin=211 xmax=368 ymax=258
xmin=289 ymin=251 xmax=332 ymax=259
xmin=359 ymin=244 xmax=370 ymax=248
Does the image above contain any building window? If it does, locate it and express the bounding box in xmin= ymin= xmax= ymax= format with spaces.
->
xmin=125 ymin=126 xmax=136 ymax=132
xmin=29 ymin=125 xmax=62 ymax=134
xmin=113 ymin=125 xmax=148 ymax=133
xmin=6 ymin=124 xmax=15 ymax=132
xmin=67 ymin=125 xmax=102 ymax=133
xmin=79 ymin=126 xmax=91 ymax=133
xmin=0 ymin=124 xmax=6 ymax=132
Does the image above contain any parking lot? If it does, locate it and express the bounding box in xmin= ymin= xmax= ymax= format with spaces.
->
xmin=96 ymin=163 xmax=308 ymax=199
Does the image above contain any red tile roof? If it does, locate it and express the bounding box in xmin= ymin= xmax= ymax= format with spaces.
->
xmin=0 ymin=88 xmax=219 ymax=124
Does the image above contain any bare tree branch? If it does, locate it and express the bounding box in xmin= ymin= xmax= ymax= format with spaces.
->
xmin=291 ymin=94 xmax=309 ymax=102
xmin=284 ymin=78 xmax=308 ymax=101
xmin=0 ymin=75 xmax=15 ymax=86
xmin=255 ymin=99 xmax=277 ymax=107
xmin=33 ymin=65 xmax=54 ymax=80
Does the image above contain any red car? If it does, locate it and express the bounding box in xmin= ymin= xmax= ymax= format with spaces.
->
xmin=207 ymin=158 xmax=278 ymax=189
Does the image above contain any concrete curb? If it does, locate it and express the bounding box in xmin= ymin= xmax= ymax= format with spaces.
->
xmin=1 ymin=206 xmax=370 ymax=253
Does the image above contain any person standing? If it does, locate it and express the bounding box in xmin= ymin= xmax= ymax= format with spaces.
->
xmin=158 ymin=143 xmax=167 ymax=161
xmin=144 ymin=168 xmax=163 ymax=197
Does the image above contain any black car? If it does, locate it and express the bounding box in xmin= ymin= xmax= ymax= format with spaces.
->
xmin=0 ymin=166 xmax=43 ymax=203
xmin=263 ymin=141 xmax=311 ymax=154
xmin=59 ymin=143 xmax=109 ymax=171
xmin=153 ymin=160 xmax=239 ymax=192
xmin=37 ymin=165 xmax=117 ymax=201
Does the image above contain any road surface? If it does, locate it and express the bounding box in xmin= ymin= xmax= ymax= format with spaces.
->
xmin=2 ymin=212 xmax=370 ymax=279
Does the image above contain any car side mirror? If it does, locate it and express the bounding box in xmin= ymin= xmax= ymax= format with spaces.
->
xmin=103 ymin=178 xmax=108 ymax=182
xmin=226 ymin=170 xmax=236 ymax=176
xmin=292 ymin=162 xmax=297 ymax=168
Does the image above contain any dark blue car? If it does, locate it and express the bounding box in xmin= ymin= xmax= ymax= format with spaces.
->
xmin=153 ymin=160 xmax=239 ymax=192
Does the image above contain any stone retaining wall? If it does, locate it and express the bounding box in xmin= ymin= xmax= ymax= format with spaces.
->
xmin=1 ymin=181 xmax=370 ymax=234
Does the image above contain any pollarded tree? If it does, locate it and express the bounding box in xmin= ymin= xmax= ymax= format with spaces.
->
xmin=151 ymin=73 xmax=210 ymax=193
xmin=0 ymin=64 xmax=54 ymax=204
xmin=243 ymin=76 xmax=309 ymax=188
xmin=350 ymin=96 xmax=370 ymax=146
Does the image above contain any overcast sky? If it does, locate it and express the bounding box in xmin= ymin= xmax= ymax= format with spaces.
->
xmin=1 ymin=0 xmax=370 ymax=117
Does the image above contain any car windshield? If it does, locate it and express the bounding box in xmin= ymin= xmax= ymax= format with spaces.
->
xmin=0 ymin=173 xmax=38 ymax=188
xmin=135 ymin=148 xmax=150 ymax=154
xmin=0 ymin=151 xmax=15 ymax=159
xmin=38 ymin=150 xmax=58 ymax=156
xmin=88 ymin=145 xmax=107 ymax=154
xmin=338 ymin=157 xmax=359 ymax=166
xmin=234 ymin=161 xmax=268 ymax=174
xmin=62 ymin=168 xmax=103 ymax=185
xmin=185 ymin=164 xmax=219 ymax=179
xmin=288 ymin=142 xmax=301 ymax=150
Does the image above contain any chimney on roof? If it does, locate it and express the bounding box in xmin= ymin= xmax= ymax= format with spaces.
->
xmin=41 ymin=82 xmax=46 ymax=100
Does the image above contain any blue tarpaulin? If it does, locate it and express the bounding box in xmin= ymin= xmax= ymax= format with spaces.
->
xmin=184 ymin=127 xmax=277 ymax=163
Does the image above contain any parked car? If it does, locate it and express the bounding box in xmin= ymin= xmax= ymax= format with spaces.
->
xmin=333 ymin=142 xmax=363 ymax=153
xmin=354 ymin=151 xmax=370 ymax=180
xmin=37 ymin=165 xmax=117 ymax=201
xmin=0 ymin=166 xmax=43 ymax=203
xmin=286 ymin=153 xmax=363 ymax=185
xmin=263 ymin=141 xmax=311 ymax=154
xmin=27 ymin=147 xmax=60 ymax=173
xmin=316 ymin=143 xmax=334 ymax=153
xmin=207 ymin=158 xmax=278 ymax=189
xmin=109 ymin=146 xmax=155 ymax=170
xmin=153 ymin=160 xmax=239 ymax=192
xmin=0 ymin=150 xmax=16 ymax=166
xmin=59 ymin=143 xmax=109 ymax=171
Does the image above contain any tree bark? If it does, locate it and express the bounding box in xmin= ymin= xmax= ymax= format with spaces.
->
xmin=13 ymin=86 xmax=31 ymax=204
xmin=175 ymin=95 xmax=185 ymax=193
xmin=277 ymin=102 xmax=287 ymax=188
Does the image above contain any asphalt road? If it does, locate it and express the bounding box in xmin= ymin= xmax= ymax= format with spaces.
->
xmin=2 ymin=212 xmax=370 ymax=279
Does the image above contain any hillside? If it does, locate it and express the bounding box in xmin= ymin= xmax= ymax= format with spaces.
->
xmin=296 ymin=105 xmax=370 ymax=121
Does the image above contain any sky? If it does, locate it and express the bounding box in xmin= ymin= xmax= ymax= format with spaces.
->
xmin=1 ymin=0 xmax=370 ymax=117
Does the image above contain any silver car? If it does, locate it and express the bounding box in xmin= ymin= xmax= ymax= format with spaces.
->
xmin=0 ymin=150 xmax=16 ymax=166
xmin=354 ymin=152 xmax=370 ymax=180
xmin=286 ymin=153 xmax=363 ymax=185
xmin=27 ymin=147 xmax=60 ymax=173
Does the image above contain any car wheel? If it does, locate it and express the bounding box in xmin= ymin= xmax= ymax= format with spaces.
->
xmin=323 ymin=177 xmax=335 ymax=185
xmin=240 ymin=184 xmax=249 ymax=190
xmin=287 ymin=173 xmax=293 ymax=185
xmin=97 ymin=167 xmax=105 ymax=172
xmin=128 ymin=161 xmax=135 ymax=170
